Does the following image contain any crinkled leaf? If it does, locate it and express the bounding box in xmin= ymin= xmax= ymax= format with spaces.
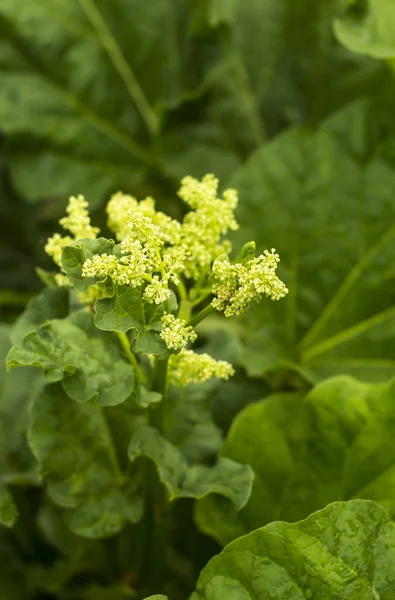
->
xmin=191 ymin=500 xmax=395 ymax=600
xmin=197 ymin=376 xmax=395 ymax=545
xmin=230 ymin=99 xmax=395 ymax=383
xmin=131 ymin=331 xmax=168 ymax=357
xmin=94 ymin=284 xmax=167 ymax=356
xmin=61 ymin=237 xmax=115 ymax=294
xmin=128 ymin=426 xmax=252 ymax=508
xmin=29 ymin=383 xmax=142 ymax=538
xmin=94 ymin=285 xmax=145 ymax=334
xmin=7 ymin=309 xmax=134 ymax=405
xmin=334 ymin=0 xmax=395 ymax=59
xmin=179 ymin=458 xmax=253 ymax=508
xmin=11 ymin=286 xmax=69 ymax=346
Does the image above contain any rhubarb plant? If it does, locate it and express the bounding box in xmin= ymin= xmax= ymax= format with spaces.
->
xmin=5 ymin=174 xmax=287 ymax=597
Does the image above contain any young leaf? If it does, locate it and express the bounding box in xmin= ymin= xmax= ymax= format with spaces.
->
xmin=94 ymin=285 xmax=145 ymax=335
xmin=7 ymin=310 xmax=134 ymax=406
xmin=192 ymin=500 xmax=395 ymax=600
xmin=128 ymin=426 xmax=252 ymax=508
xmin=230 ymin=99 xmax=395 ymax=383
xmin=94 ymin=285 xmax=167 ymax=355
xmin=197 ymin=376 xmax=395 ymax=545
xmin=61 ymin=238 xmax=115 ymax=294
xmin=29 ymin=383 xmax=142 ymax=538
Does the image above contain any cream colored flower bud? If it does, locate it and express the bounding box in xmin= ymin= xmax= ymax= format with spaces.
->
xmin=168 ymin=349 xmax=234 ymax=386
xmin=160 ymin=313 xmax=197 ymax=350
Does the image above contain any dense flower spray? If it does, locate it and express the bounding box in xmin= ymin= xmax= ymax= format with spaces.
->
xmin=44 ymin=174 xmax=288 ymax=385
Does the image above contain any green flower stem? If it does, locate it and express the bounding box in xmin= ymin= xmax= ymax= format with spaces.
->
xmin=189 ymin=303 xmax=216 ymax=327
xmin=178 ymin=299 xmax=193 ymax=322
xmin=191 ymin=289 xmax=213 ymax=308
xmin=116 ymin=332 xmax=147 ymax=383
xmin=177 ymin=277 xmax=188 ymax=301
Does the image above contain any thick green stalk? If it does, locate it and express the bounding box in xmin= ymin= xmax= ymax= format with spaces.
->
xmin=139 ymin=356 xmax=170 ymax=594
xmin=178 ymin=299 xmax=193 ymax=323
xmin=150 ymin=356 xmax=169 ymax=431
xmin=189 ymin=303 xmax=215 ymax=327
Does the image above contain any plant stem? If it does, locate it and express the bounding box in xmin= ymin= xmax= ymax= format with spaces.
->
xmin=138 ymin=357 xmax=170 ymax=593
xmin=191 ymin=289 xmax=212 ymax=308
xmin=117 ymin=331 xmax=147 ymax=383
xmin=178 ymin=299 xmax=193 ymax=322
xmin=177 ymin=277 xmax=188 ymax=301
xmin=189 ymin=303 xmax=216 ymax=327
xmin=150 ymin=356 xmax=169 ymax=432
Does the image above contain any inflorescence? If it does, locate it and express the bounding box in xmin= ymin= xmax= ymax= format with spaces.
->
xmin=45 ymin=174 xmax=288 ymax=385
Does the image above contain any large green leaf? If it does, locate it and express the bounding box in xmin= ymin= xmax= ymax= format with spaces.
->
xmin=7 ymin=309 xmax=134 ymax=405
xmin=0 ymin=0 xmax=382 ymax=207
xmin=334 ymin=0 xmax=395 ymax=59
xmin=128 ymin=426 xmax=253 ymax=508
xmin=197 ymin=375 xmax=395 ymax=545
xmin=191 ymin=500 xmax=395 ymax=600
xmin=29 ymin=383 xmax=142 ymax=538
xmin=0 ymin=0 xmax=236 ymax=203
xmin=229 ymin=98 xmax=395 ymax=384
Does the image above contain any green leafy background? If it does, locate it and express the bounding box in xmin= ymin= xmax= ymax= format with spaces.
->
xmin=2 ymin=0 xmax=395 ymax=598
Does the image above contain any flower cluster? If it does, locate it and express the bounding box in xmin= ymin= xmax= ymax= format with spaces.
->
xmin=177 ymin=174 xmax=239 ymax=279
xmin=168 ymin=349 xmax=234 ymax=386
xmin=45 ymin=195 xmax=99 ymax=268
xmin=211 ymin=250 xmax=288 ymax=317
xmin=107 ymin=192 xmax=181 ymax=245
xmin=159 ymin=314 xmax=197 ymax=350
xmin=45 ymin=176 xmax=287 ymax=347
xmin=80 ymin=175 xmax=239 ymax=304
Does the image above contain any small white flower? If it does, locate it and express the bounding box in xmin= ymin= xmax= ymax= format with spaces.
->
xmin=159 ymin=313 xmax=197 ymax=350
